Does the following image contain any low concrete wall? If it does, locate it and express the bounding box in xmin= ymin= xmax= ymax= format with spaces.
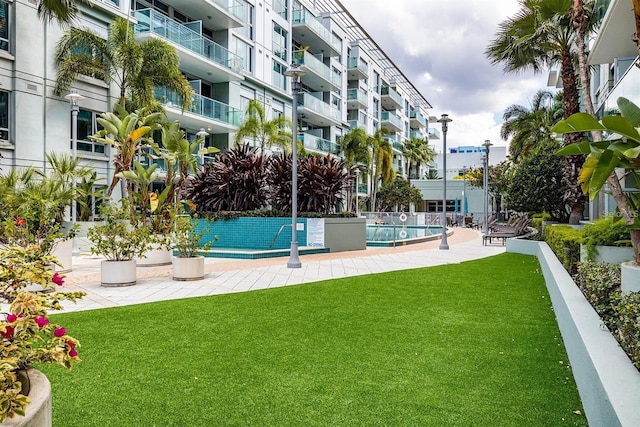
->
xmin=506 ymin=239 xmax=640 ymax=426
xmin=324 ymin=217 xmax=366 ymax=252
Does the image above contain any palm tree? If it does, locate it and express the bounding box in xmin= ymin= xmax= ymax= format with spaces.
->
xmin=234 ymin=100 xmax=292 ymax=153
xmin=36 ymin=0 xmax=92 ymax=26
xmin=367 ymin=128 xmax=394 ymax=211
xmin=486 ymin=0 xmax=585 ymax=224
xmin=337 ymin=127 xmax=369 ymax=211
xmin=53 ymin=17 xmax=192 ymax=111
xmin=402 ymin=137 xmax=434 ymax=183
xmin=501 ymin=89 xmax=563 ymax=162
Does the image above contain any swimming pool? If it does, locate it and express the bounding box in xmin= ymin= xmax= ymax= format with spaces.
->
xmin=366 ymin=225 xmax=444 ymax=247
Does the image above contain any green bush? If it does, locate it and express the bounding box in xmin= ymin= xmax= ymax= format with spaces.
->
xmin=531 ymin=213 xmax=552 ymax=241
xmin=612 ymin=292 xmax=640 ymax=369
xmin=573 ymin=261 xmax=621 ymax=324
xmin=580 ymin=216 xmax=632 ymax=260
xmin=545 ymin=225 xmax=582 ymax=273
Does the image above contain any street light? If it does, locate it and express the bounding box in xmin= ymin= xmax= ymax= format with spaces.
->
xmin=65 ymin=90 xmax=84 ymax=255
xmin=196 ymin=128 xmax=209 ymax=166
xmin=284 ymin=63 xmax=307 ymax=268
xmin=482 ymin=139 xmax=493 ymax=234
xmin=355 ymin=169 xmax=361 ymax=218
xmin=461 ymin=165 xmax=467 ymax=228
xmin=437 ymin=114 xmax=452 ymax=250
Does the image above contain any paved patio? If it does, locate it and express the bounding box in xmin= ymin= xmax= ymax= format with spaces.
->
xmin=59 ymin=228 xmax=506 ymax=313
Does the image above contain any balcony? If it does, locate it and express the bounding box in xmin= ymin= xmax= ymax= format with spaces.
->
xmin=346 ymin=88 xmax=368 ymax=109
xmin=133 ymin=9 xmax=244 ymax=83
xmin=409 ymin=130 xmax=425 ymax=139
xmin=298 ymin=92 xmax=343 ymax=126
xmin=381 ymin=111 xmax=403 ymax=132
xmin=409 ymin=110 xmax=426 ymax=129
xmin=293 ymin=50 xmax=341 ymax=91
xmin=292 ymin=9 xmax=341 ymax=57
xmin=381 ymin=86 xmax=403 ymax=111
xmin=155 ymin=87 xmax=241 ymax=133
xmin=347 ymin=57 xmax=368 ymax=80
xmin=428 ymin=127 xmax=441 ymax=140
xmin=348 ymin=119 xmax=366 ymax=129
xmin=164 ymin=0 xmax=245 ymax=31
xmin=301 ymin=133 xmax=339 ymax=154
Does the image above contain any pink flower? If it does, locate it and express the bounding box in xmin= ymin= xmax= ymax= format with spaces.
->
xmin=52 ymin=272 xmax=64 ymax=286
xmin=6 ymin=314 xmax=17 ymax=323
xmin=35 ymin=316 xmax=49 ymax=328
xmin=54 ymin=327 xmax=66 ymax=337
xmin=16 ymin=218 xmax=26 ymax=227
xmin=69 ymin=348 xmax=78 ymax=357
xmin=1 ymin=326 xmax=14 ymax=339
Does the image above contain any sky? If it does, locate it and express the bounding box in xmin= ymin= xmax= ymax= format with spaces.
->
xmin=341 ymin=0 xmax=554 ymax=151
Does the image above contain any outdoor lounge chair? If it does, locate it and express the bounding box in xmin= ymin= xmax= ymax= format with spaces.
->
xmin=482 ymin=217 xmax=530 ymax=245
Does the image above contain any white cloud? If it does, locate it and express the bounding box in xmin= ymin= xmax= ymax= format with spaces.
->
xmin=341 ymin=0 xmax=556 ymax=150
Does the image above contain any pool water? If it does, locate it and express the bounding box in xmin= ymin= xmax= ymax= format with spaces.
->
xmin=366 ymin=225 xmax=444 ymax=246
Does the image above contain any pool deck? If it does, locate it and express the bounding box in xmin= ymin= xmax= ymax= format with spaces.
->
xmin=58 ymin=228 xmax=506 ymax=313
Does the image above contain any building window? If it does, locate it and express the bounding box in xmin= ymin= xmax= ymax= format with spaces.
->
xmin=0 ymin=90 xmax=8 ymax=142
xmin=231 ymin=36 xmax=253 ymax=73
xmin=74 ymin=109 xmax=106 ymax=155
xmin=237 ymin=1 xmax=254 ymax=40
xmin=0 ymin=1 xmax=9 ymax=52
xmin=272 ymin=60 xmax=287 ymax=91
xmin=272 ymin=22 xmax=288 ymax=61
xmin=274 ymin=0 xmax=288 ymax=19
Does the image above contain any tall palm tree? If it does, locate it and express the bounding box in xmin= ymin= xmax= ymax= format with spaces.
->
xmin=486 ymin=0 xmax=585 ymax=224
xmin=337 ymin=127 xmax=369 ymax=211
xmin=36 ymin=0 xmax=92 ymax=26
xmin=367 ymin=128 xmax=394 ymax=211
xmin=402 ymin=137 xmax=434 ymax=183
xmin=234 ymin=100 xmax=292 ymax=153
xmin=501 ymin=89 xmax=563 ymax=162
xmin=53 ymin=17 xmax=192 ymax=111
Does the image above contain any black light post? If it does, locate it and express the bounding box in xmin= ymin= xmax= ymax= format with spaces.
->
xmin=461 ymin=165 xmax=467 ymax=227
xmin=437 ymin=114 xmax=452 ymax=250
xmin=284 ymin=63 xmax=306 ymax=268
xmin=482 ymin=139 xmax=493 ymax=234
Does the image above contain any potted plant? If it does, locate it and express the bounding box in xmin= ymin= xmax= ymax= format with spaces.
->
xmin=579 ymin=216 xmax=634 ymax=264
xmin=172 ymin=213 xmax=215 ymax=281
xmin=87 ymin=201 xmax=152 ymax=287
xmin=0 ymin=245 xmax=85 ymax=423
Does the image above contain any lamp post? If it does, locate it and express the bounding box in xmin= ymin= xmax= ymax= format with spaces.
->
xmin=461 ymin=165 xmax=467 ymax=228
xmin=284 ymin=63 xmax=307 ymax=268
xmin=65 ymin=90 xmax=84 ymax=255
xmin=437 ymin=114 xmax=452 ymax=250
xmin=196 ymin=128 xmax=209 ymax=166
xmin=482 ymin=139 xmax=493 ymax=234
xmin=355 ymin=169 xmax=361 ymax=217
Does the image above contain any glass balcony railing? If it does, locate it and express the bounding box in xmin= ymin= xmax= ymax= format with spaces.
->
xmin=381 ymin=86 xmax=403 ymax=106
xmin=409 ymin=130 xmax=424 ymax=139
xmin=211 ymin=0 xmax=245 ymax=21
xmin=347 ymin=57 xmax=368 ymax=76
xmin=293 ymin=50 xmax=341 ymax=87
xmin=301 ymin=133 xmax=339 ymax=154
xmin=348 ymin=119 xmax=366 ymax=129
xmin=155 ymin=87 xmax=242 ymax=127
xmin=299 ymin=93 xmax=342 ymax=122
xmin=428 ymin=127 xmax=441 ymax=139
xmin=347 ymin=88 xmax=368 ymax=105
xmin=410 ymin=110 xmax=427 ymax=126
xmin=381 ymin=111 xmax=403 ymax=129
xmin=392 ymin=142 xmax=404 ymax=152
xmin=292 ymin=9 xmax=341 ymax=53
xmin=133 ymin=9 xmax=243 ymax=74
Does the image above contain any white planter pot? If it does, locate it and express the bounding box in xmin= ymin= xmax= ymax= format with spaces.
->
xmin=172 ymin=256 xmax=205 ymax=281
xmin=100 ymin=259 xmax=137 ymax=287
xmin=136 ymin=243 xmax=173 ymax=267
xmin=3 ymin=369 xmax=52 ymax=427
xmin=621 ymin=261 xmax=640 ymax=294
xmin=579 ymin=244 xmax=635 ymax=264
xmin=51 ymin=238 xmax=73 ymax=273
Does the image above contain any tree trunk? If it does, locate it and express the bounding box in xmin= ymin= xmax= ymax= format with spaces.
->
xmin=632 ymin=0 xmax=640 ymax=63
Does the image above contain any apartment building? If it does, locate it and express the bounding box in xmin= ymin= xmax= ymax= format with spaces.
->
xmin=0 ymin=0 xmax=433 ymax=196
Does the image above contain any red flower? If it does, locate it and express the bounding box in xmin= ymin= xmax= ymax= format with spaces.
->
xmin=35 ymin=316 xmax=49 ymax=328
xmin=1 ymin=326 xmax=14 ymax=339
xmin=52 ymin=272 xmax=65 ymax=286
xmin=16 ymin=218 xmax=26 ymax=227
xmin=189 ymin=203 xmax=196 ymax=210
xmin=6 ymin=314 xmax=17 ymax=323
xmin=54 ymin=327 xmax=66 ymax=337
xmin=66 ymin=341 xmax=78 ymax=357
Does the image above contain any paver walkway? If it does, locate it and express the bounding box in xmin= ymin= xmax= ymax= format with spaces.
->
xmin=59 ymin=228 xmax=506 ymax=312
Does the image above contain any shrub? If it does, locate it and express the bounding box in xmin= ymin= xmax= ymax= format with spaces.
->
xmin=573 ymin=261 xmax=621 ymax=325
xmin=545 ymin=225 xmax=582 ymax=273
xmin=612 ymin=292 xmax=640 ymax=369
xmin=531 ymin=213 xmax=552 ymax=241
xmin=580 ymin=216 xmax=632 ymax=260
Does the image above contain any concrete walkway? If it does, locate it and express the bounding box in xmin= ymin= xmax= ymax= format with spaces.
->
xmin=58 ymin=228 xmax=506 ymax=313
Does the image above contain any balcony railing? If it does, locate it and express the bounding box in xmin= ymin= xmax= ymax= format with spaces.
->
xmin=428 ymin=127 xmax=441 ymax=139
xmin=347 ymin=88 xmax=368 ymax=106
xmin=155 ymin=87 xmax=242 ymax=127
xmin=348 ymin=119 xmax=366 ymax=129
xmin=347 ymin=57 xmax=368 ymax=76
xmin=293 ymin=50 xmax=341 ymax=88
xmin=409 ymin=110 xmax=427 ymax=127
xmin=381 ymin=111 xmax=403 ymax=129
xmin=381 ymin=86 xmax=403 ymax=107
xmin=211 ymin=0 xmax=245 ymax=21
xmin=299 ymin=92 xmax=342 ymax=122
xmin=292 ymin=9 xmax=341 ymax=53
xmin=133 ymin=8 xmax=243 ymax=74
xmin=301 ymin=133 xmax=339 ymax=154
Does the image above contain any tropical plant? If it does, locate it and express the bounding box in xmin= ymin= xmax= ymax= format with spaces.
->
xmin=173 ymin=215 xmax=215 ymax=258
xmin=35 ymin=0 xmax=92 ymax=26
xmin=552 ymin=96 xmax=640 ymax=264
xmin=185 ymin=145 xmax=269 ymax=212
xmin=376 ymin=177 xmax=423 ymax=212
xmin=297 ymin=155 xmax=350 ymax=214
xmin=337 ymin=127 xmax=370 ymax=212
xmin=75 ymin=172 xmax=106 ymax=222
xmin=402 ymin=137 xmax=434 ymax=183
xmin=486 ymin=0 xmax=586 ymax=224
xmin=367 ymin=128 xmax=394 ymax=211
xmin=53 ymin=17 xmax=192 ymax=111
xmin=0 ymin=245 xmax=85 ymax=422
xmin=234 ymin=100 xmax=292 ymax=153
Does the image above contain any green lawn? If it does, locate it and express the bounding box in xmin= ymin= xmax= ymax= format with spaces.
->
xmin=42 ymin=253 xmax=586 ymax=426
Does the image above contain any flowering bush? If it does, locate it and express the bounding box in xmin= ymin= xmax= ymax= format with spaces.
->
xmin=173 ymin=214 xmax=215 ymax=258
xmin=0 ymin=245 xmax=85 ymax=422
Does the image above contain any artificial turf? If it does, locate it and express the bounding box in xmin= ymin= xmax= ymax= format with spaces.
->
xmin=41 ymin=252 xmax=587 ymax=426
